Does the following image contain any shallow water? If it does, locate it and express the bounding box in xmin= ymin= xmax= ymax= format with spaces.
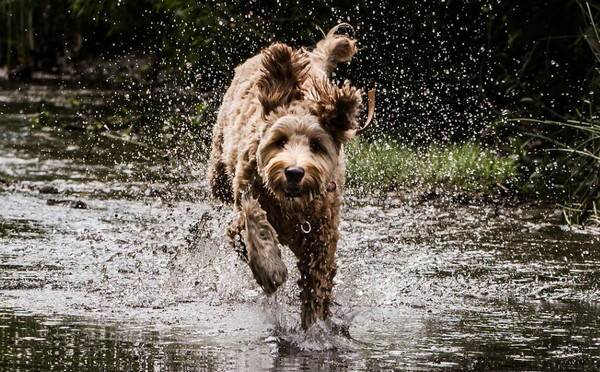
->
xmin=1 ymin=84 xmax=600 ymax=371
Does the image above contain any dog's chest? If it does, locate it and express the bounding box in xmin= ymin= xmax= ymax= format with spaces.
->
xmin=256 ymin=189 xmax=339 ymax=247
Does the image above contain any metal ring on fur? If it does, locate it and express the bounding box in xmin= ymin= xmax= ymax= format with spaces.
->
xmin=300 ymin=221 xmax=312 ymax=234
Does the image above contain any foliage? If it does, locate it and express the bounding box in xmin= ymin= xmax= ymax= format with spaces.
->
xmin=486 ymin=0 xmax=599 ymax=118
xmin=0 ymin=0 xmax=160 ymax=72
xmin=2 ymin=1 xmax=597 ymax=143
xmin=524 ymin=118 xmax=600 ymax=225
xmin=346 ymin=140 xmax=518 ymax=194
xmin=521 ymin=2 xmax=600 ymax=225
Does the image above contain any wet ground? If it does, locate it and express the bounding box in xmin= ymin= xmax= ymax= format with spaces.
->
xmin=1 ymin=83 xmax=600 ymax=371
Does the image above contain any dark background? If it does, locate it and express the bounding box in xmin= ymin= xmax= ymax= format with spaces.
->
xmin=1 ymin=0 xmax=598 ymax=143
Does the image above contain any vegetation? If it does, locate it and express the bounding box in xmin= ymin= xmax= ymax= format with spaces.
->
xmin=346 ymin=141 xmax=518 ymax=194
xmin=523 ymin=118 xmax=599 ymax=225
xmin=518 ymin=3 xmax=600 ymax=225
xmin=2 ymin=1 xmax=596 ymax=118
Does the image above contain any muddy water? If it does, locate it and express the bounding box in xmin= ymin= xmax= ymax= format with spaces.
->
xmin=1 ymin=84 xmax=600 ymax=371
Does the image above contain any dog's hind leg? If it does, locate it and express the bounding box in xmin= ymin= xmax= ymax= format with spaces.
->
xmin=207 ymin=122 xmax=234 ymax=203
xmin=228 ymin=197 xmax=288 ymax=295
xmin=209 ymin=160 xmax=233 ymax=203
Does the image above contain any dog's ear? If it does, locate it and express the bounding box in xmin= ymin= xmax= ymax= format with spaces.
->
xmin=257 ymin=43 xmax=309 ymax=117
xmin=311 ymin=78 xmax=362 ymax=144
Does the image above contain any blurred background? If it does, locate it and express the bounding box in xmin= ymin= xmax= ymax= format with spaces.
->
xmin=0 ymin=0 xmax=599 ymax=224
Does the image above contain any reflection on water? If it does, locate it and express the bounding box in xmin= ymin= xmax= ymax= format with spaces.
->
xmin=0 ymin=310 xmax=271 ymax=371
xmin=2 ymin=303 xmax=600 ymax=371
xmin=1 ymin=84 xmax=600 ymax=371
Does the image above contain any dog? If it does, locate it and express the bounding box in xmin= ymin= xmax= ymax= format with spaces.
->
xmin=208 ymin=24 xmax=364 ymax=330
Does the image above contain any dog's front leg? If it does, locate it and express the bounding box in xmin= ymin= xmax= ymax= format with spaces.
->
xmin=296 ymin=220 xmax=338 ymax=329
xmin=229 ymin=197 xmax=288 ymax=295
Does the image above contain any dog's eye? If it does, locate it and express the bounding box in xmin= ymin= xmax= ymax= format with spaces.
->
xmin=310 ymin=140 xmax=323 ymax=153
xmin=275 ymin=138 xmax=287 ymax=147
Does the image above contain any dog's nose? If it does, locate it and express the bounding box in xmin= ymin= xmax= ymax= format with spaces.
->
xmin=284 ymin=167 xmax=305 ymax=183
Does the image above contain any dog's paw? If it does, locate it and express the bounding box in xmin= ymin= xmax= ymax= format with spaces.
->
xmin=242 ymin=197 xmax=288 ymax=295
xmin=248 ymin=246 xmax=288 ymax=295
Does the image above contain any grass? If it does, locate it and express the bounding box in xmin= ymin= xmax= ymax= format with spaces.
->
xmin=516 ymin=2 xmax=600 ymax=225
xmin=346 ymin=140 xmax=518 ymax=194
xmin=521 ymin=117 xmax=600 ymax=225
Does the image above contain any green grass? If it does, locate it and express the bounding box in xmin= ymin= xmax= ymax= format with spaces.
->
xmin=346 ymin=140 xmax=518 ymax=193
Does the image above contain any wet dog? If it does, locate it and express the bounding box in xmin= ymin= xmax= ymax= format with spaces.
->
xmin=208 ymin=25 xmax=363 ymax=329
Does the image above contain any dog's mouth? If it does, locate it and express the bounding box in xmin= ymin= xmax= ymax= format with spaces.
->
xmin=284 ymin=185 xmax=304 ymax=198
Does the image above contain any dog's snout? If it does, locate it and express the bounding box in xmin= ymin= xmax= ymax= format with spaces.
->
xmin=284 ymin=167 xmax=305 ymax=183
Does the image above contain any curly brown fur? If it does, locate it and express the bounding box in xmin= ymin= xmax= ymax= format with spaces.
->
xmin=241 ymin=197 xmax=288 ymax=295
xmin=310 ymin=78 xmax=362 ymax=144
xmin=257 ymin=43 xmax=310 ymax=117
xmin=207 ymin=25 xmax=361 ymax=330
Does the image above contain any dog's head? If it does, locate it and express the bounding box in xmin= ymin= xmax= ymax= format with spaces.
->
xmin=255 ymin=43 xmax=362 ymax=205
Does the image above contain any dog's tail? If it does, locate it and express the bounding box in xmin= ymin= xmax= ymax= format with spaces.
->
xmin=311 ymin=23 xmax=358 ymax=75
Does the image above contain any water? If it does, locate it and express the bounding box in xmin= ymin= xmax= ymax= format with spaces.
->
xmin=1 ymin=83 xmax=600 ymax=371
